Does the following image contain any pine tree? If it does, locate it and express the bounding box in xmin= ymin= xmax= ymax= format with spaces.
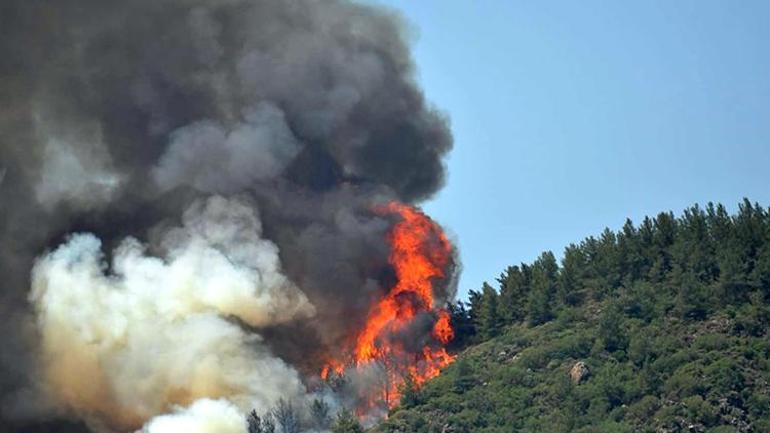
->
xmin=247 ymin=410 xmax=263 ymax=433
xmin=399 ymin=372 xmax=422 ymax=408
xmin=674 ymin=270 xmax=710 ymax=320
xmin=478 ymin=282 xmax=501 ymax=338
xmin=310 ymin=399 xmax=331 ymax=431
xmin=498 ymin=264 xmax=530 ymax=323
xmin=734 ymin=199 xmax=765 ymax=259
xmin=453 ymin=357 xmax=475 ymax=393
xmin=596 ymin=227 xmax=622 ymax=293
xmin=637 ymin=216 xmax=656 ymax=277
xmin=618 ymin=218 xmax=644 ymax=283
xmin=247 ymin=410 xmax=276 ymax=433
xmin=467 ymin=289 xmax=484 ymax=334
xmin=447 ymin=300 xmax=475 ymax=348
xmin=332 ymin=409 xmax=363 ymax=433
xmin=272 ymin=399 xmax=299 ymax=433
xmin=528 ymin=251 xmax=559 ymax=326
xmin=673 ymin=205 xmax=716 ymax=282
xmin=752 ymin=239 xmax=770 ymax=298
xmin=722 ymin=199 xmax=768 ymax=301
xmin=598 ymin=302 xmax=627 ymax=352
xmin=740 ymin=291 xmax=770 ymax=336
xmin=261 ymin=416 xmax=275 ymax=433
xmin=559 ymin=245 xmax=585 ymax=306
xmin=580 ymin=236 xmax=601 ymax=297
xmin=648 ymin=212 xmax=677 ymax=282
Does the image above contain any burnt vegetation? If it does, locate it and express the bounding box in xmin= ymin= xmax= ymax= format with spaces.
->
xmin=375 ymin=200 xmax=770 ymax=433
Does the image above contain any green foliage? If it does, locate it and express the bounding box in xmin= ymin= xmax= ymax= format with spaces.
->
xmin=398 ymin=373 xmax=422 ymax=408
xmin=673 ymin=270 xmax=712 ymax=319
xmin=682 ymin=395 xmax=718 ymax=427
xmin=452 ymin=357 xmax=475 ymax=393
xmin=527 ymin=251 xmax=559 ymax=325
xmin=447 ymin=301 xmax=475 ymax=349
xmin=627 ymin=328 xmax=652 ymax=367
xmin=702 ymin=358 xmax=744 ymax=395
xmin=376 ymin=200 xmax=770 ymax=433
xmin=598 ymin=302 xmax=628 ymax=352
xmin=559 ymin=244 xmax=587 ymax=306
xmin=478 ymin=282 xmax=502 ymax=339
xmin=497 ymin=265 xmax=530 ymax=322
xmin=309 ymin=399 xmax=331 ymax=430
xmin=332 ymin=409 xmax=363 ymax=433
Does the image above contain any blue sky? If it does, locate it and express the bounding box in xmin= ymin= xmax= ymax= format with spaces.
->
xmin=377 ymin=1 xmax=770 ymax=299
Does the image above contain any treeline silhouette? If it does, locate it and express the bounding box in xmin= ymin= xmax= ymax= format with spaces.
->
xmin=450 ymin=199 xmax=770 ymax=346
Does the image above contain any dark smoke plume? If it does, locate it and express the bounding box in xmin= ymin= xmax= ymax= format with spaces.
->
xmin=0 ymin=0 xmax=453 ymax=432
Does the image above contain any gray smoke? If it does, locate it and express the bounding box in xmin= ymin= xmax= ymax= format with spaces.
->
xmin=0 ymin=1 xmax=453 ymax=432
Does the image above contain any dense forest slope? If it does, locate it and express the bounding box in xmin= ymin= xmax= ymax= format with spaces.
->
xmin=374 ymin=200 xmax=770 ymax=433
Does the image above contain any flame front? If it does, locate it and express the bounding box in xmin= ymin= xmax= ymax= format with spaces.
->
xmin=322 ymin=202 xmax=456 ymax=411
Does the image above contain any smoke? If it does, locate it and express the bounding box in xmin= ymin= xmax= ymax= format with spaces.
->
xmin=141 ymin=399 xmax=246 ymax=433
xmin=30 ymin=197 xmax=310 ymax=431
xmin=153 ymin=103 xmax=302 ymax=194
xmin=0 ymin=0 xmax=454 ymax=432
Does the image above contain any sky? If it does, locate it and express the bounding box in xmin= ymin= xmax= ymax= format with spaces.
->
xmin=376 ymin=1 xmax=770 ymax=299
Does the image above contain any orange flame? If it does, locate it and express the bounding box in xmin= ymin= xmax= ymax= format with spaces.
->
xmin=432 ymin=310 xmax=454 ymax=345
xmin=322 ymin=202 xmax=455 ymax=410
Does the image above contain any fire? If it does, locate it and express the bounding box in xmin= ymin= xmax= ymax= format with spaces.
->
xmin=322 ymin=202 xmax=456 ymax=410
xmin=432 ymin=310 xmax=454 ymax=344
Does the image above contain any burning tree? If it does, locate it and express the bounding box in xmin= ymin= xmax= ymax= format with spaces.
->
xmin=322 ymin=202 xmax=457 ymax=412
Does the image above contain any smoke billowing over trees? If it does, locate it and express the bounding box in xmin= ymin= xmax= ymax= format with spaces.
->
xmin=0 ymin=1 xmax=455 ymax=432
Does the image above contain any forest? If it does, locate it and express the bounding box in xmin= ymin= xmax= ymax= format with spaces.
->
xmin=373 ymin=199 xmax=770 ymax=433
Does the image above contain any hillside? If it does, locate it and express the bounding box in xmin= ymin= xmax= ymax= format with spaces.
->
xmin=373 ymin=200 xmax=770 ymax=433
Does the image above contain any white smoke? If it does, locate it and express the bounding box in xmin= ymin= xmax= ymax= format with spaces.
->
xmin=141 ymin=399 xmax=245 ymax=433
xmin=29 ymin=196 xmax=314 ymax=431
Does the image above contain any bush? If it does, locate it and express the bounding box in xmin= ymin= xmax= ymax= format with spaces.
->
xmin=702 ymin=358 xmax=744 ymax=395
xmin=664 ymin=363 xmax=705 ymax=398
xmin=682 ymin=395 xmax=718 ymax=426
xmin=626 ymin=395 xmax=659 ymax=421
xmin=745 ymin=392 xmax=770 ymax=418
